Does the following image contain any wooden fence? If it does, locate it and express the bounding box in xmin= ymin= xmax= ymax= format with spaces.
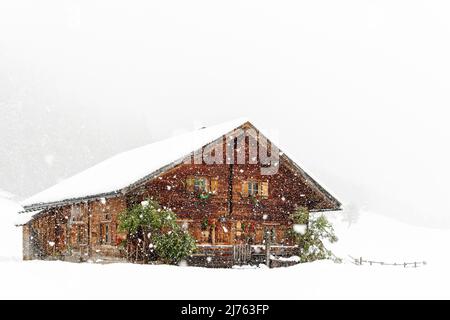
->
xmin=233 ymin=244 xmax=252 ymax=265
xmin=350 ymin=256 xmax=427 ymax=268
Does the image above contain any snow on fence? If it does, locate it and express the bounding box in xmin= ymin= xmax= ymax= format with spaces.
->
xmin=349 ymin=256 xmax=427 ymax=268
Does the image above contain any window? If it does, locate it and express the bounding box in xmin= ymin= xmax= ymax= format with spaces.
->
xmin=194 ymin=178 xmax=207 ymax=192
xmin=100 ymin=223 xmax=110 ymax=245
xmin=186 ymin=176 xmax=210 ymax=193
xmin=248 ymin=182 xmax=259 ymax=196
xmin=242 ymin=181 xmax=269 ymax=198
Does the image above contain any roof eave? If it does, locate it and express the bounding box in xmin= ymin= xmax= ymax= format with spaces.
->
xmin=22 ymin=190 xmax=122 ymax=212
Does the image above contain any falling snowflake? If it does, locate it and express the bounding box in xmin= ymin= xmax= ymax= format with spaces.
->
xmin=263 ymin=214 xmax=268 ymax=220
xmin=281 ymin=197 xmax=286 ymax=201
xmin=141 ymin=201 xmax=149 ymax=208
xmin=167 ymin=185 xmax=172 ymax=191
xmin=48 ymin=241 xmax=55 ymax=247
xmin=207 ymin=257 xmax=212 ymax=263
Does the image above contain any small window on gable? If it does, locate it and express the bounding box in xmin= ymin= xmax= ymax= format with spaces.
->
xmin=194 ymin=178 xmax=207 ymax=192
xmin=248 ymin=181 xmax=259 ymax=196
xmin=242 ymin=181 xmax=269 ymax=198
xmin=186 ymin=176 xmax=209 ymax=193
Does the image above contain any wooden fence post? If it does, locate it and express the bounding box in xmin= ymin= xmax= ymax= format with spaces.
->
xmin=265 ymin=231 xmax=271 ymax=268
xmin=352 ymin=258 xmax=425 ymax=269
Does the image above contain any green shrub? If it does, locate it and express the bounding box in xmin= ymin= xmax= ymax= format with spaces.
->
xmin=290 ymin=207 xmax=340 ymax=263
xmin=118 ymin=199 xmax=196 ymax=265
xmin=153 ymin=228 xmax=197 ymax=265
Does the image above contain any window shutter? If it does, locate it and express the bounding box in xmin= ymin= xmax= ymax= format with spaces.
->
xmin=186 ymin=177 xmax=194 ymax=192
xmin=210 ymin=178 xmax=219 ymax=194
xmin=260 ymin=181 xmax=269 ymax=198
xmin=242 ymin=182 xmax=249 ymax=197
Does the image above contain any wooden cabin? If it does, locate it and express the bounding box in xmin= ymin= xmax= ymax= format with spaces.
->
xmin=18 ymin=119 xmax=341 ymax=267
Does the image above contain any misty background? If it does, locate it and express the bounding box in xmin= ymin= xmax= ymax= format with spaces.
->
xmin=1 ymin=1 xmax=450 ymax=228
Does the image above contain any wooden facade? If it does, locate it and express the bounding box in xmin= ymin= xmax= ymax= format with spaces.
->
xmin=20 ymin=122 xmax=340 ymax=266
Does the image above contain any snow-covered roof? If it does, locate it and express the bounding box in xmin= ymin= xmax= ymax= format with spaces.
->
xmin=15 ymin=210 xmax=42 ymax=226
xmin=22 ymin=118 xmax=250 ymax=208
xmin=22 ymin=118 xmax=341 ymax=211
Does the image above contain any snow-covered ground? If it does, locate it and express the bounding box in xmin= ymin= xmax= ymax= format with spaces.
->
xmin=0 ymin=194 xmax=23 ymax=261
xmin=329 ymin=211 xmax=450 ymax=266
xmin=0 ymin=197 xmax=449 ymax=299
xmin=1 ymin=258 xmax=448 ymax=300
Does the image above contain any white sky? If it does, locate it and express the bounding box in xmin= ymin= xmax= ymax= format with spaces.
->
xmin=1 ymin=1 xmax=450 ymax=228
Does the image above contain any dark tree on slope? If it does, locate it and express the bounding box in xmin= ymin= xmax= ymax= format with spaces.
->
xmin=290 ymin=207 xmax=340 ymax=263
xmin=118 ymin=199 xmax=196 ymax=265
